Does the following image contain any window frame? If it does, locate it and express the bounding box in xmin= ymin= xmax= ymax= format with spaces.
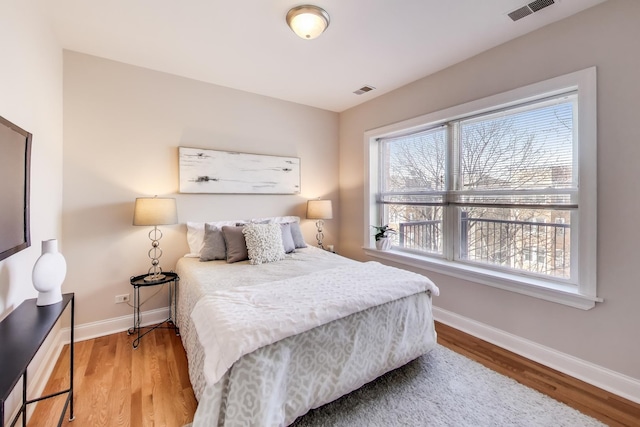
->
xmin=363 ymin=67 xmax=600 ymax=310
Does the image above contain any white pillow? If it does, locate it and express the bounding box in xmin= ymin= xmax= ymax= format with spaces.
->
xmin=186 ymin=220 xmax=237 ymax=257
xmin=185 ymin=216 xmax=301 ymax=257
xmin=242 ymin=223 xmax=286 ymax=265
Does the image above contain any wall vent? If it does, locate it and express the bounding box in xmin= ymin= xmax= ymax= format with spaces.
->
xmin=508 ymin=0 xmax=555 ymax=22
xmin=353 ymin=85 xmax=375 ymax=95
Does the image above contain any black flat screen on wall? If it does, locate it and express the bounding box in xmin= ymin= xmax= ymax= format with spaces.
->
xmin=0 ymin=115 xmax=31 ymax=261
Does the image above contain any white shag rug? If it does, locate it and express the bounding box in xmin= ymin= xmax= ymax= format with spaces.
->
xmin=290 ymin=345 xmax=604 ymax=427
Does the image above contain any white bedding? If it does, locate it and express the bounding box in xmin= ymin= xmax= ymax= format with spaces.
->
xmin=176 ymin=247 xmax=439 ymax=426
xmin=192 ymin=261 xmax=439 ymax=385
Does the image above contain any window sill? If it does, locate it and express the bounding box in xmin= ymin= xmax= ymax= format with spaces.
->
xmin=362 ymin=247 xmax=602 ymax=310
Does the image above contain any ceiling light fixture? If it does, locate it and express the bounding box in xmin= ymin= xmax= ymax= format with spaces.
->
xmin=286 ymin=5 xmax=330 ymax=40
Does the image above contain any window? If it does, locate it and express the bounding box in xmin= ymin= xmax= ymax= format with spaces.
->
xmin=364 ymin=68 xmax=600 ymax=309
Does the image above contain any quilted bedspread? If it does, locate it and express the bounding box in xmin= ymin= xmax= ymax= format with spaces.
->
xmin=192 ymin=261 xmax=439 ymax=386
xmin=176 ymin=247 xmax=438 ymax=427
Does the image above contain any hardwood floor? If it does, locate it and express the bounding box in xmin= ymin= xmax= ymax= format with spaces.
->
xmin=28 ymin=322 xmax=640 ymax=426
xmin=28 ymin=328 xmax=197 ymax=427
xmin=436 ymin=322 xmax=640 ymax=427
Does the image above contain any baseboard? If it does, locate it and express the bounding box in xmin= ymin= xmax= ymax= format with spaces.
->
xmin=60 ymin=306 xmax=170 ymax=344
xmin=433 ymin=306 xmax=640 ymax=405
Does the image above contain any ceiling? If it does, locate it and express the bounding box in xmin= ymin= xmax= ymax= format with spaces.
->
xmin=48 ymin=0 xmax=606 ymax=112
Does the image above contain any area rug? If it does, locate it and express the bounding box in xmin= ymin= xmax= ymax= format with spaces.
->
xmin=291 ymin=344 xmax=604 ymax=427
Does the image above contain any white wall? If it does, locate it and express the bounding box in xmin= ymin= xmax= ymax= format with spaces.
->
xmin=0 ymin=0 xmax=63 ymax=422
xmin=62 ymin=51 xmax=340 ymax=326
xmin=339 ymin=0 xmax=640 ymax=381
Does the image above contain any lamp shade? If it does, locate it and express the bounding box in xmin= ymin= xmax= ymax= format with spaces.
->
xmin=286 ymin=5 xmax=330 ymax=40
xmin=307 ymin=199 xmax=333 ymax=220
xmin=133 ymin=197 xmax=178 ymax=226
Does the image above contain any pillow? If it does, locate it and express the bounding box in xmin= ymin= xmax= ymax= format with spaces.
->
xmin=199 ymin=224 xmax=226 ymax=261
xmin=242 ymin=223 xmax=285 ymax=265
xmin=280 ymin=223 xmax=296 ymax=254
xmin=288 ymin=221 xmax=307 ymax=248
xmin=221 ymin=226 xmax=249 ymax=263
xmin=186 ymin=216 xmax=302 ymax=257
xmin=186 ymin=220 xmax=238 ymax=257
xmin=186 ymin=221 xmax=206 ymax=257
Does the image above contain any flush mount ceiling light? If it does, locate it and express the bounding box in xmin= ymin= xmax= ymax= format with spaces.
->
xmin=286 ymin=5 xmax=330 ymax=40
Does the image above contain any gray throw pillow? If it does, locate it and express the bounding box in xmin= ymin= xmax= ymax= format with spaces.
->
xmin=289 ymin=222 xmax=307 ymax=248
xmin=221 ymin=226 xmax=249 ymax=263
xmin=280 ymin=223 xmax=296 ymax=253
xmin=199 ymin=223 xmax=227 ymax=261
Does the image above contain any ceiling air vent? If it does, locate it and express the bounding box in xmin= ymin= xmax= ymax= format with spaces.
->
xmin=528 ymin=0 xmax=555 ymax=12
xmin=353 ymin=85 xmax=375 ymax=95
xmin=508 ymin=0 xmax=555 ymax=22
xmin=508 ymin=6 xmax=533 ymax=21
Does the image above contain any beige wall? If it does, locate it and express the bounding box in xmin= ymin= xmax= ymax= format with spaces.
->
xmin=339 ymin=0 xmax=640 ymax=380
xmin=0 ymin=0 xmax=63 ymax=421
xmin=62 ymin=51 xmax=339 ymax=326
xmin=0 ymin=1 xmax=63 ymax=314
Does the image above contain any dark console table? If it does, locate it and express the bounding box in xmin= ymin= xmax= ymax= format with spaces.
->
xmin=0 ymin=293 xmax=74 ymax=427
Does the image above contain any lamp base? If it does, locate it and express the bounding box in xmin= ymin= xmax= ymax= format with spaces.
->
xmin=315 ymin=219 xmax=325 ymax=249
xmin=144 ymin=273 xmax=166 ymax=282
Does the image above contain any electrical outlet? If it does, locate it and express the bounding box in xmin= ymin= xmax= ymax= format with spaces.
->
xmin=115 ymin=294 xmax=130 ymax=304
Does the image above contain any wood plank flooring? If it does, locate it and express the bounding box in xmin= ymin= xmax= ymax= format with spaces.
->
xmin=27 ymin=322 xmax=640 ymax=426
xmin=436 ymin=322 xmax=640 ymax=427
xmin=28 ymin=328 xmax=196 ymax=427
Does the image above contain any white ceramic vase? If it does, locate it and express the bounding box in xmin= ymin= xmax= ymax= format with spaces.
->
xmin=32 ymin=239 xmax=67 ymax=306
xmin=375 ymin=237 xmax=392 ymax=251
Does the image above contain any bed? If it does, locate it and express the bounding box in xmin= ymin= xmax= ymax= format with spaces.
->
xmin=176 ymin=218 xmax=439 ymax=426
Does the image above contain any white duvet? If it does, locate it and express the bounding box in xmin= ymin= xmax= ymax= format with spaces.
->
xmin=191 ymin=261 xmax=439 ymax=386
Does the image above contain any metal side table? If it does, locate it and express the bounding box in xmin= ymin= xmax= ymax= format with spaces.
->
xmin=127 ymin=272 xmax=179 ymax=349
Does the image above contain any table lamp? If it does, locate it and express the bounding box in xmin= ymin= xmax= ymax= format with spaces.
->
xmin=306 ymin=199 xmax=333 ymax=249
xmin=133 ymin=196 xmax=178 ymax=281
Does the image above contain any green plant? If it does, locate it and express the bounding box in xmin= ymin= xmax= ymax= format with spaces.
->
xmin=372 ymin=224 xmax=396 ymax=241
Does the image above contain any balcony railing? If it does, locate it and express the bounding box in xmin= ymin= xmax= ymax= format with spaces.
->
xmin=398 ymin=219 xmax=442 ymax=253
xmin=397 ymin=216 xmax=570 ymax=278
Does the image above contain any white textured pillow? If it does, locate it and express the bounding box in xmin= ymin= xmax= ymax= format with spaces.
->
xmin=242 ymin=223 xmax=285 ymax=265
